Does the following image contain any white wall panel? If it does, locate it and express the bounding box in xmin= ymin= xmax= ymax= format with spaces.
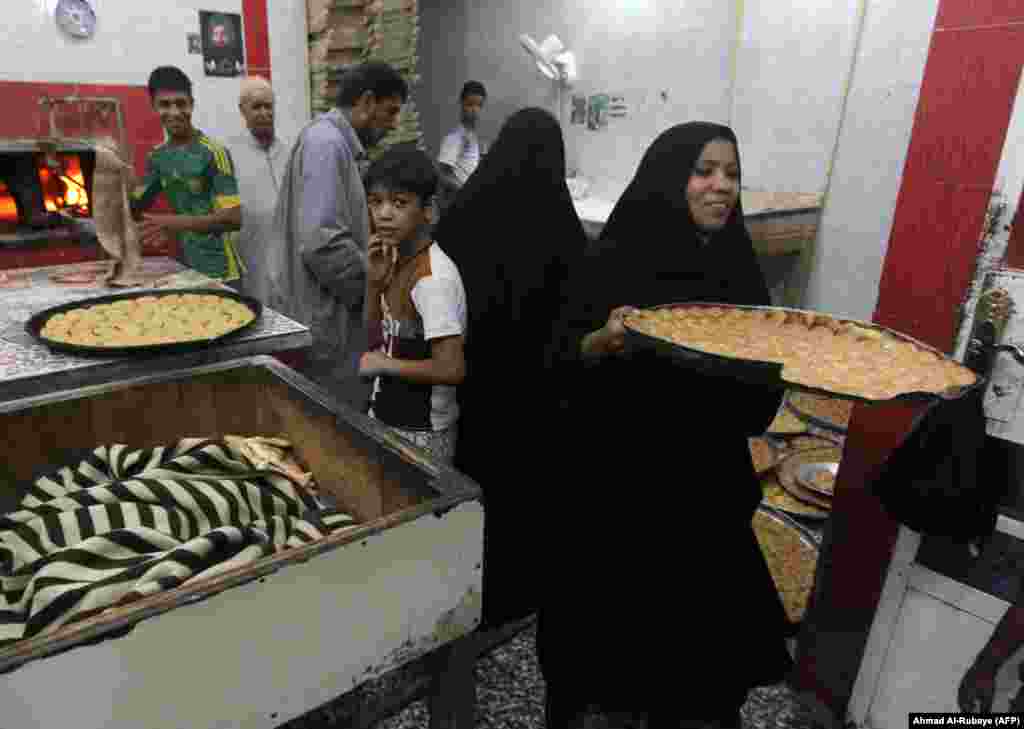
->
xmin=730 ymin=0 xmax=863 ymax=195
xmin=266 ymin=0 xmax=310 ymax=146
xmin=804 ymin=0 xmax=941 ymax=318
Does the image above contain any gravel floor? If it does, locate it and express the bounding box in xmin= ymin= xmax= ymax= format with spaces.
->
xmin=284 ymin=623 xmax=828 ymax=729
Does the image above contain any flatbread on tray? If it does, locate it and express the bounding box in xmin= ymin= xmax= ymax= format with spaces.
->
xmin=625 ymin=305 xmax=977 ymax=401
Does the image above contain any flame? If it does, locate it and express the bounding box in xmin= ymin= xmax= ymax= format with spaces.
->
xmin=38 ymin=154 xmax=89 ymax=216
xmin=0 ymin=180 xmax=16 ymax=222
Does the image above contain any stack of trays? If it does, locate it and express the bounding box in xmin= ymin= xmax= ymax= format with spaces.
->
xmin=753 ymin=400 xmax=841 ymax=522
xmin=786 ymin=391 xmax=854 ymax=434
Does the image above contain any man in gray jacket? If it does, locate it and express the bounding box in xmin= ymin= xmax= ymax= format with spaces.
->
xmin=271 ymin=62 xmax=407 ymax=410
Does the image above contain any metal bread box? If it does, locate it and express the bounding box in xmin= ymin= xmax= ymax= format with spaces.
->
xmin=0 ymin=355 xmax=484 ymax=729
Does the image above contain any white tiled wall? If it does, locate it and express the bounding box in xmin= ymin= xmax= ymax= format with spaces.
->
xmin=731 ymin=0 xmax=864 ymax=195
xmin=417 ymin=0 xmax=940 ymax=319
xmin=804 ymin=0 xmax=942 ymax=319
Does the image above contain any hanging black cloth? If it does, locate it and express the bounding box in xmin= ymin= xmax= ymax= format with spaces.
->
xmin=870 ymin=388 xmax=1006 ymax=543
xmin=433 ymin=107 xmax=589 ymax=628
xmin=538 ymin=122 xmax=793 ymax=720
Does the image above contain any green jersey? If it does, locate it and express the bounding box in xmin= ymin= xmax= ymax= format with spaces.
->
xmin=131 ymin=131 xmax=242 ymax=280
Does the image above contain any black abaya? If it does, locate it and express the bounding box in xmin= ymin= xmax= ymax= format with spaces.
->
xmin=538 ymin=122 xmax=793 ymax=721
xmin=433 ymin=107 xmax=589 ymax=628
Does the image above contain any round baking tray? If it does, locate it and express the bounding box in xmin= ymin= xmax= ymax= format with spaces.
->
xmin=786 ymin=392 xmax=853 ymax=434
xmin=25 ymin=287 xmax=263 ymax=357
xmin=777 ymin=447 xmax=839 ymax=509
xmin=795 ymin=461 xmax=838 ymax=498
xmin=761 ymin=474 xmax=830 ymax=522
xmin=624 ymin=302 xmax=983 ymax=405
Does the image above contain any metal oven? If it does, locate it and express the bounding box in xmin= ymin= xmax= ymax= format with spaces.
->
xmin=0 ymin=94 xmax=129 ymax=248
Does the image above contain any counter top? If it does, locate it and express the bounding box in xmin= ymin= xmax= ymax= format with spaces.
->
xmin=572 ymin=189 xmax=823 ymax=226
xmin=0 ymin=258 xmax=311 ymax=403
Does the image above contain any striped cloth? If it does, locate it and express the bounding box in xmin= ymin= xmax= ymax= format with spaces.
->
xmin=0 ymin=439 xmax=356 ymax=645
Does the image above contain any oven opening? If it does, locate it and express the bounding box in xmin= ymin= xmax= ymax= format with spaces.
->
xmin=0 ymin=149 xmax=94 ymax=237
xmin=39 ymin=153 xmax=90 ymax=218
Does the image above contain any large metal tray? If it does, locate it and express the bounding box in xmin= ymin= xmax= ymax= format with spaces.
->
xmin=25 ymin=287 xmax=263 ymax=357
xmin=795 ymin=461 xmax=838 ymax=498
xmin=761 ymin=483 xmax=830 ymax=522
xmin=624 ymin=302 xmax=983 ymax=405
xmin=776 ymin=446 xmax=839 ymax=510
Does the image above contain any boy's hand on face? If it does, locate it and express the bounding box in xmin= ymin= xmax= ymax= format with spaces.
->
xmin=367 ymin=233 xmax=398 ymax=288
xmin=359 ymin=350 xmax=391 ymax=379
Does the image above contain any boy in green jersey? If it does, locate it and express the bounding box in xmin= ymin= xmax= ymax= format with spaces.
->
xmin=131 ymin=66 xmax=243 ymax=281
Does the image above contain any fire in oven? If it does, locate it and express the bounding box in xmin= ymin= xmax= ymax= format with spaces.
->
xmin=0 ymin=144 xmax=95 ymax=235
xmin=0 ymin=95 xmax=127 ymax=245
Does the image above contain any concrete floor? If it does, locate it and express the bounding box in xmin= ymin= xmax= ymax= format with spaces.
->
xmin=284 ymin=623 xmax=830 ymax=729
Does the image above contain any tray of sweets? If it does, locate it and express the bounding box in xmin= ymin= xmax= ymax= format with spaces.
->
xmin=624 ymin=303 xmax=980 ymax=404
xmin=26 ymin=288 xmax=262 ymax=357
xmin=753 ymin=506 xmax=820 ymax=624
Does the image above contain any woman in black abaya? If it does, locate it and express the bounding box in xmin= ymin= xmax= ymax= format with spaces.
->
xmin=538 ymin=122 xmax=793 ymax=727
xmin=432 ymin=107 xmax=588 ymax=629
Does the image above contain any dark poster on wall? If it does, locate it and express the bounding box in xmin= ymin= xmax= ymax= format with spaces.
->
xmin=199 ymin=11 xmax=245 ymax=77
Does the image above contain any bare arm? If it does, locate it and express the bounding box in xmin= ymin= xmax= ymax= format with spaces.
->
xmin=143 ymin=205 xmax=241 ymax=234
xmin=581 ymin=306 xmax=636 ymax=359
xmin=360 ymin=335 xmax=466 ymax=385
xmin=364 ymin=234 xmax=396 ymax=330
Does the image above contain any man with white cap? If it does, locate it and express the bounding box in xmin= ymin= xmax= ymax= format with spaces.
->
xmin=226 ymin=75 xmax=290 ymax=301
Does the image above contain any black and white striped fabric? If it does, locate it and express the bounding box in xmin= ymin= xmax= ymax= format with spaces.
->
xmin=0 ymin=439 xmax=356 ymax=645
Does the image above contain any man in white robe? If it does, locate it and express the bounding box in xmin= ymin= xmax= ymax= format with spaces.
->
xmin=226 ymin=76 xmax=290 ymax=302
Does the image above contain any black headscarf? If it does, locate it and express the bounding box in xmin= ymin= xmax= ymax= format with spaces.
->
xmin=570 ymin=122 xmax=770 ymax=335
xmin=550 ymin=121 xmax=780 ymax=437
xmin=435 ymin=107 xmax=586 ymax=365
xmin=433 ymin=107 xmax=588 ymax=628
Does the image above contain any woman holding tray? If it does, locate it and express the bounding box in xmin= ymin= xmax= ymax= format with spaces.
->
xmin=538 ymin=122 xmax=793 ymax=728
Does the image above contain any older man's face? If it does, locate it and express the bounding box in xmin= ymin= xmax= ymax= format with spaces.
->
xmin=240 ymin=86 xmax=274 ymax=140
